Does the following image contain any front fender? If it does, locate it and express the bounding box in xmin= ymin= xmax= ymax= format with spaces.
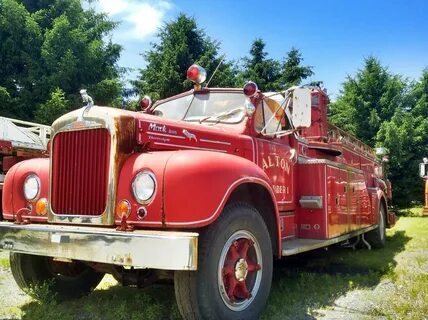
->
xmin=2 ymin=158 xmax=49 ymax=221
xmin=163 ymin=150 xmax=277 ymax=227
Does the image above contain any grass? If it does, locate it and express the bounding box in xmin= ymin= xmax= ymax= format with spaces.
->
xmin=0 ymin=209 xmax=427 ymax=319
xmin=0 ymin=254 xmax=10 ymax=268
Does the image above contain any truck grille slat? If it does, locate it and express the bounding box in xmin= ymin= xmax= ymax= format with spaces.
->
xmin=51 ymin=129 xmax=111 ymax=216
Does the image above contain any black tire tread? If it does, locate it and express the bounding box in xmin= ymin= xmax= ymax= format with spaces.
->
xmin=175 ymin=202 xmax=272 ymax=320
xmin=366 ymin=204 xmax=386 ymax=249
xmin=10 ymin=252 xmax=104 ymax=300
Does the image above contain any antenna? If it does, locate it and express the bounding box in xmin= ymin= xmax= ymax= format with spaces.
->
xmin=205 ymin=55 xmax=225 ymax=87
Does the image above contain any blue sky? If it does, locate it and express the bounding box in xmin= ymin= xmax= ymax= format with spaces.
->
xmin=89 ymin=0 xmax=428 ymax=98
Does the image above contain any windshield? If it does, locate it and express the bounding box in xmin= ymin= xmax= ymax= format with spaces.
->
xmin=153 ymin=92 xmax=247 ymax=123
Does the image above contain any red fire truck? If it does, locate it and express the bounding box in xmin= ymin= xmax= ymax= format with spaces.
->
xmin=0 ymin=65 xmax=395 ymax=319
xmin=0 ymin=117 xmax=50 ymax=219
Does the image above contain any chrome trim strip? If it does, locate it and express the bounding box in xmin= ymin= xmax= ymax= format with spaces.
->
xmin=199 ymin=138 xmax=231 ymax=146
xmin=281 ymin=225 xmax=377 ymax=256
xmin=153 ymin=142 xmax=227 ymax=153
xmin=149 ymin=132 xmax=185 ymax=139
xmin=298 ymin=156 xmax=363 ymax=174
xmin=0 ymin=222 xmax=198 ymax=270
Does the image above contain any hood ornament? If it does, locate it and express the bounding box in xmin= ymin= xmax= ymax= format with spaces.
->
xmin=78 ymin=89 xmax=94 ymax=121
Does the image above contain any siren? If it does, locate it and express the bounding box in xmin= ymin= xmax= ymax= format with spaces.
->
xmin=243 ymin=81 xmax=258 ymax=97
xmin=187 ymin=64 xmax=207 ymax=88
xmin=139 ymin=95 xmax=152 ymax=111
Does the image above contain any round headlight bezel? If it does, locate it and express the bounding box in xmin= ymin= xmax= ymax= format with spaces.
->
xmin=23 ymin=174 xmax=40 ymax=202
xmin=132 ymin=171 xmax=156 ymax=204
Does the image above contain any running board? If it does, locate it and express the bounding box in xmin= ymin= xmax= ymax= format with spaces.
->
xmin=281 ymin=225 xmax=377 ymax=256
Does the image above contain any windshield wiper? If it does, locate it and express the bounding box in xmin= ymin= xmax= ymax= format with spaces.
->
xmin=198 ymin=107 xmax=245 ymax=124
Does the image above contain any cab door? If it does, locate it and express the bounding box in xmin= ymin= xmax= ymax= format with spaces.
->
xmin=254 ymin=96 xmax=295 ymax=210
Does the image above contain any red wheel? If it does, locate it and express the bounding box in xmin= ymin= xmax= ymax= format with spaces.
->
xmin=174 ymin=203 xmax=272 ymax=320
xmin=218 ymin=231 xmax=263 ymax=311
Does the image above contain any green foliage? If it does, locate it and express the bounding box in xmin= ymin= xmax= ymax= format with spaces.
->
xmin=236 ymin=41 xmax=314 ymax=92
xmin=25 ymin=280 xmax=58 ymax=305
xmin=330 ymin=58 xmax=427 ymax=206
xmin=34 ymin=88 xmax=68 ymax=125
xmin=377 ymin=69 xmax=428 ymax=206
xmin=91 ymin=79 xmax=123 ymax=107
xmin=329 ymin=57 xmax=406 ymax=145
xmin=0 ymin=0 xmax=122 ymax=120
xmin=279 ymin=47 xmax=314 ymax=88
xmin=236 ymin=38 xmax=281 ymax=91
xmin=134 ymin=14 xmax=235 ymax=101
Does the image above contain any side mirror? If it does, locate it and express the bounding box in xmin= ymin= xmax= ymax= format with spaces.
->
xmin=291 ymin=88 xmax=311 ymax=128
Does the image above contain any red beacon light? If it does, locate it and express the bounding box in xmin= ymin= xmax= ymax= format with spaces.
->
xmin=187 ymin=64 xmax=207 ymax=88
xmin=139 ymin=95 xmax=152 ymax=111
xmin=243 ymin=81 xmax=258 ymax=97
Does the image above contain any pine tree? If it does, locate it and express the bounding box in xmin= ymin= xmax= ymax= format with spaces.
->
xmin=329 ymin=57 xmax=406 ymax=146
xmin=134 ymin=14 xmax=235 ymax=101
xmin=0 ymin=0 xmax=122 ymax=120
xmin=237 ymin=38 xmax=280 ymax=91
xmin=376 ymin=69 xmax=428 ymax=206
xmin=280 ymin=47 xmax=314 ymax=88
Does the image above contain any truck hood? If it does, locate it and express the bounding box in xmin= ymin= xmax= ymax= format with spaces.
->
xmin=135 ymin=113 xmax=254 ymax=160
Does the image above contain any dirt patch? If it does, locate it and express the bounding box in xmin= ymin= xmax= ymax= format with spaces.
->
xmin=0 ymin=252 xmax=30 ymax=320
xmin=314 ymin=280 xmax=396 ymax=319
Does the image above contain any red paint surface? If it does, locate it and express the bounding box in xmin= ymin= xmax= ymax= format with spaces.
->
xmin=2 ymin=158 xmax=49 ymax=221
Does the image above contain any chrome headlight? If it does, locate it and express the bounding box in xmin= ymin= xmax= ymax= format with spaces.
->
xmin=23 ymin=174 xmax=40 ymax=201
xmin=132 ymin=171 xmax=156 ymax=203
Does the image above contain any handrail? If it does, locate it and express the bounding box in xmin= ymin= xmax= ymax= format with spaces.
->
xmin=327 ymin=123 xmax=375 ymax=158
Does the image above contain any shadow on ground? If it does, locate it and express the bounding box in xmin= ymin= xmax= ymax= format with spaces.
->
xmin=16 ymin=231 xmax=410 ymax=320
xmin=263 ymin=230 xmax=410 ymax=319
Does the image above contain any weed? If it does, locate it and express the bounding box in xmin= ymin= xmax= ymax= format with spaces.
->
xmin=0 ymin=256 xmax=10 ymax=269
xmin=24 ymin=280 xmax=58 ymax=305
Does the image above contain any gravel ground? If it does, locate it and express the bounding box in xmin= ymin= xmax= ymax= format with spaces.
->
xmin=314 ymin=280 xmax=395 ymax=319
xmin=0 ymin=252 xmax=31 ymax=320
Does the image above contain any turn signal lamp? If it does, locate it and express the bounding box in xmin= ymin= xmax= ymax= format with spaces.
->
xmin=243 ymin=81 xmax=258 ymax=97
xmin=35 ymin=198 xmax=48 ymax=215
xmin=139 ymin=95 xmax=152 ymax=111
xmin=187 ymin=64 xmax=207 ymax=85
xmin=117 ymin=199 xmax=131 ymax=218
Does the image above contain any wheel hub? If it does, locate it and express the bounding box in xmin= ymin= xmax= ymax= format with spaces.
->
xmin=234 ymin=258 xmax=248 ymax=282
xmin=218 ymin=231 xmax=263 ymax=311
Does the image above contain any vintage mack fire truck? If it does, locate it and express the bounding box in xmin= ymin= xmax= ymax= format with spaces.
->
xmin=0 ymin=65 xmax=395 ymax=319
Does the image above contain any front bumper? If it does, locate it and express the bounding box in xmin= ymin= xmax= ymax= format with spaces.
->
xmin=0 ymin=222 xmax=198 ymax=270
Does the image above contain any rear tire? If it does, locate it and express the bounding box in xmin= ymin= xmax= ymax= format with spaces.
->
xmin=366 ymin=204 xmax=386 ymax=248
xmin=10 ymin=253 xmax=104 ymax=300
xmin=174 ymin=203 xmax=273 ymax=320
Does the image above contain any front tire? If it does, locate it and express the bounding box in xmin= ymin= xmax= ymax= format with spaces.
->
xmin=174 ymin=203 xmax=273 ymax=320
xmin=10 ymin=253 xmax=104 ymax=300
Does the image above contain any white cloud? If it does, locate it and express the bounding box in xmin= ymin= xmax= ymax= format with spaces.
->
xmin=94 ymin=0 xmax=172 ymax=40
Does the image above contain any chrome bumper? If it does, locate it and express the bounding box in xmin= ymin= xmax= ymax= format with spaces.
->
xmin=0 ymin=222 xmax=198 ymax=270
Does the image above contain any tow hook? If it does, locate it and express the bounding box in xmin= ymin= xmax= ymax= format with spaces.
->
xmin=116 ymin=213 xmax=134 ymax=232
xmin=14 ymin=207 xmax=31 ymax=225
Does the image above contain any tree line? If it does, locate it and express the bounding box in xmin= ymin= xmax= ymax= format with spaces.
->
xmin=0 ymin=2 xmax=427 ymax=207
